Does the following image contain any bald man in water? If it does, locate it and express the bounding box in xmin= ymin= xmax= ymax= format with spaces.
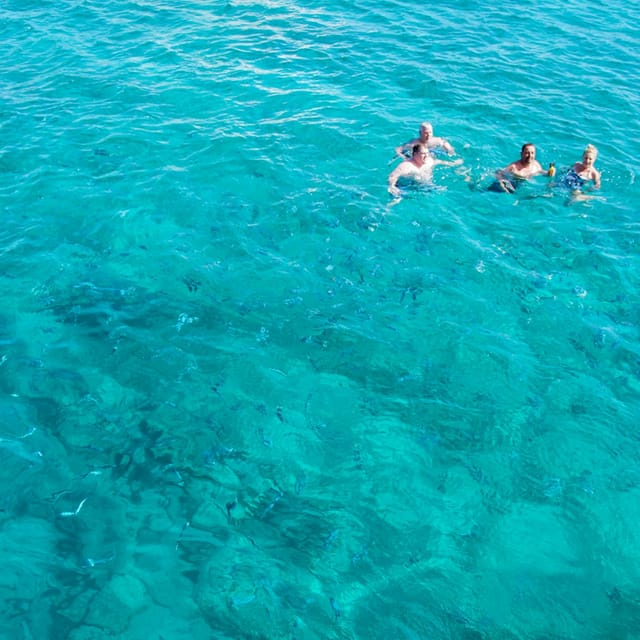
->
xmin=395 ymin=121 xmax=455 ymax=159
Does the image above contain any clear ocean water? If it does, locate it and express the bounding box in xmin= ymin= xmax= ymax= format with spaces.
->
xmin=1 ymin=1 xmax=639 ymax=638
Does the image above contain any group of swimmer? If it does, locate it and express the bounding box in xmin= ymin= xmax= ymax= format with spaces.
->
xmin=388 ymin=121 xmax=602 ymax=202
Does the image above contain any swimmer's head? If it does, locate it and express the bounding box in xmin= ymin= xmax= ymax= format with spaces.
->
xmin=520 ymin=143 xmax=536 ymax=162
xmin=583 ymin=144 xmax=598 ymax=163
xmin=419 ymin=122 xmax=434 ymax=139
xmin=412 ymin=143 xmax=429 ymax=163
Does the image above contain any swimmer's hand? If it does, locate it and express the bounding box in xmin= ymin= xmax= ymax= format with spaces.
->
xmin=388 ymin=185 xmax=401 ymax=198
xmin=438 ymin=158 xmax=464 ymax=168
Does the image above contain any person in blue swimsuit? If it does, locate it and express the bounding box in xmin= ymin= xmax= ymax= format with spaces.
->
xmin=560 ymin=144 xmax=601 ymax=198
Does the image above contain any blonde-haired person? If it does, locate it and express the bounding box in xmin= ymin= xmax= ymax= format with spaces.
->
xmin=561 ymin=144 xmax=601 ymax=198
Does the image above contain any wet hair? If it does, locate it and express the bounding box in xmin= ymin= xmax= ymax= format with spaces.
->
xmin=412 ymin=143 xmax=427 ymax=155
xmin=521 ymin=143 xmax=535 ymax=153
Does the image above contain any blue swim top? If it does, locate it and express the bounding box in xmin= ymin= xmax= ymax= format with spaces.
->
xmin=561 ymin=168 xmax=587 ymax=190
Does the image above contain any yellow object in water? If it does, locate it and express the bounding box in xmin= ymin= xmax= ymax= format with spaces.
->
xmin=547 ymin=163 xmax=556 ymax=177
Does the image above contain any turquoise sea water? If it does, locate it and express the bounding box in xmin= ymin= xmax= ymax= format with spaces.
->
xmin=1 ymin=1 xmax=640 ymax=638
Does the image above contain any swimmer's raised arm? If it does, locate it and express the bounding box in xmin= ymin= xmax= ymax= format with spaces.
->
xmin=395 ymin=139 xmax=417 ymax=159
xmin=437 ymin=138 xmax=455 ymax=155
